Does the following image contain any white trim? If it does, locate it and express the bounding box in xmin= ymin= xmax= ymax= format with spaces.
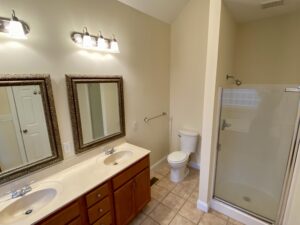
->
xmin=150 ymin=155 xmax=167 ymax=170
xmin=197 ymin=199 xmax=209 ymax=212
xmin=199 ymin=0 xmax=222 ymax=205
xmin=210 ymin=199 xmax=270 ymax=225
xmin=188 ymin=161 xmax=200 ymax=170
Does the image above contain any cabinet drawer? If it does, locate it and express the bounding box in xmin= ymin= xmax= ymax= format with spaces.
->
xmin=112 ymin=156 xmax=149 ymax=190
xmin=38 ymin=201 xmax=80 ymax=225
xmin=88 ymin=197 xmax=111 ymax=224
xmin=67 ymin=216 xmax=81 ymax=225
xmin=93 ymin=212 xmax=112 ymax=225
xmin=86 ymin=182 xmax=109 ymax=208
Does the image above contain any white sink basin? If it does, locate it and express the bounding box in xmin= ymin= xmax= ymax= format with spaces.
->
xmin=0 ymin=188 xmax=57 ymax=224
xmin=104 ymin=150 xmax=133 ymax=166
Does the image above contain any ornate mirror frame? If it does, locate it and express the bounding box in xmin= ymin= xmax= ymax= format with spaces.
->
xmin=0 ymin=74 xmax=63 ymax=184
xmin=66 ymin=75 xmax=126 ymax=154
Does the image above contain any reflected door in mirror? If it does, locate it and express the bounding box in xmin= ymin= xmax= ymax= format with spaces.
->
xmin=0 ymin=85 xmax=52 ymax=173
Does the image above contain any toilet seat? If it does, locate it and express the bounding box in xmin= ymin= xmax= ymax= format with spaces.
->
xmin=167 ymin=151 xmax=188 ymax=164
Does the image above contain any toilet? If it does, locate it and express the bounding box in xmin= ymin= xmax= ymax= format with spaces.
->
xmin=167 ymin=130 xmax=198 ymax=183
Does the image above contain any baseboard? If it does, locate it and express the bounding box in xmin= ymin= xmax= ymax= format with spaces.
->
xmin=150 ymin=155 xmax=167 ymax=170
xmin=189 ymin=161 xmax=200 ymax=170
xmin=197 ymin=199 xmax=209 ymax=212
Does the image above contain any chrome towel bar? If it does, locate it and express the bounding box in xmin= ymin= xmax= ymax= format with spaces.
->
xmin=144 ymin=112 xmax=167 ymax=123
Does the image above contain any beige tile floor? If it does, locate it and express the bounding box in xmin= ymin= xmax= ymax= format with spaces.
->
xmin=129 ymin=160 xmax=244 ymax=225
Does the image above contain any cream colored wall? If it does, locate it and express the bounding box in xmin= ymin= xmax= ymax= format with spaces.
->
xmin=216 ymin=4 xmax=237 ymax=88
xmin=235 ymin=11 xmax=300 ymax=84
xmin=0 ymin=0 xmax=170 ymax=166
xmin=170 ymin=0 xmax=209 ymax=166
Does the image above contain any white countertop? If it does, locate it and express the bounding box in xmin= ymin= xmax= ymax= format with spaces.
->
xmin=0 ymin=143 xmax=150 ymax=225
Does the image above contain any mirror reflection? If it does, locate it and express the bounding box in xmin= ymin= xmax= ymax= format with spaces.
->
xmin=77 ymin=83 xmax=121 ymax=144
xmin=0 ymin=85 xmax=52 ymax=173
xmin=66 ymin=76 xmax=125 ymax=153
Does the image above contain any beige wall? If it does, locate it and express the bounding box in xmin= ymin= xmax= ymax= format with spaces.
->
xmin=170 ymin=0 xmax=209 ymax=165
xmin=216 ymin=3 xmax=237 ymax=88
xmin=235 ymin=11 xmax=300 ymax=84
xmin=0 ymin=0 xmax=170 ymax=166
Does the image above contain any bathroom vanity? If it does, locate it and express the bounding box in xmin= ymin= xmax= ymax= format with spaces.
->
xmin=0 ymin=143 xmax=151 ymax=225
xmin=0 ymin=75 xmax=151 ymax=225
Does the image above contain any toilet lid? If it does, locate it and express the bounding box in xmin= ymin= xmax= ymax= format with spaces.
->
xmin=168 ymin=151 xmax=188 ymax=163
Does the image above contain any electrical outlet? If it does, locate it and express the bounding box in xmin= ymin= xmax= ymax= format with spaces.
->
xmin=132 ymin=121 xmax=138 ymax=131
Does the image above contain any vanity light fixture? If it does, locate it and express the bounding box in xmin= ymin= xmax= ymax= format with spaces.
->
xmin=71 ymin=27 xmax=120 ymax=53
xmin=0 ymin=10 xmax=30 ymax=39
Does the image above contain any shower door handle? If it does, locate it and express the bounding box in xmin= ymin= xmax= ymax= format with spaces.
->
xmin=285 ymin=87 xmax=300 ymax=92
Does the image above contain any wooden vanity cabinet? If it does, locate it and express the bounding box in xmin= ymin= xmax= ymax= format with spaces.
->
xmin=36 ymin=199 xmax=87 ymax=225
xmin=36 ymin=156 xmax=150 ymax=225
xmin=113 ymin=157 xmax=151 ymax=225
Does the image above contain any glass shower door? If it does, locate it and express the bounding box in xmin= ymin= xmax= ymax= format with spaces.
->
xmin=214 ymin=86 xmax=300 ymax=223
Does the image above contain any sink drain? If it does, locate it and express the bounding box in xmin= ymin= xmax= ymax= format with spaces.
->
xmin=25 ymin=209 xmax=33 ymax=215
xmin=113 ymin=162 xmax=118 ymax=165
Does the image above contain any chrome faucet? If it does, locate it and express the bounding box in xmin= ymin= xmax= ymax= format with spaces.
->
xmin=105 ymin=147 xmax=115 ymax=155
xmin=11 ymin=185 xmax=32 ymax=199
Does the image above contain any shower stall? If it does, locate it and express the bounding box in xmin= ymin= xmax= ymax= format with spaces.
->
xmin=213 ymin=86 xmax=300 ymax=224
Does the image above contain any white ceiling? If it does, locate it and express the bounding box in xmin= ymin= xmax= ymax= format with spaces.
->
xmin=225 ymin=0 xmax=300 ymax=23
xmin=117 ymin=0 xmax=190 ymax=24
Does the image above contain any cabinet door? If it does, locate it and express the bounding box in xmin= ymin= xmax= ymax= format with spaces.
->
xmin=134 ymin=168 xmax=151 ymax=212
xmin=114 ymin=180 xmax=135 ymax=225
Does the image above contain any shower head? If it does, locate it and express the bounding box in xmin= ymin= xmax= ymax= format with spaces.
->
xmin=226 ymin=74 xmax=242 ymax=86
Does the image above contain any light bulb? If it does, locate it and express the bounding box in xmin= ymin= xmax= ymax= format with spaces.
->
xmin=8 ymin=20 xmax=26 ymax=39
xmin=74 ymin=33 xmax=82 ymax=44
xmin=110 ymin=38 xmax=119 ymax=53
xmin=82 ymin=34 xmax=92 ymax=48
xmin=97 ymin=35 xmax=108 ymax=50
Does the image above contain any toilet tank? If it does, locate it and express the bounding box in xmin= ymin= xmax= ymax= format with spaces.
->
xmin=179 ymin=130 xmax=198 ymax=154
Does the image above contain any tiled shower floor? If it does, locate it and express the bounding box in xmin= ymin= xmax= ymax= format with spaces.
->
xmin=129 ymin=160 xmax=245 ymax=225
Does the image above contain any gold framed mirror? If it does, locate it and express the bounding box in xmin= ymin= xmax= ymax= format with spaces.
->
xmin=0 ymin=74 xmax=63 ymax=184
xmin=66 ymin=75 xmax=125 ymax=153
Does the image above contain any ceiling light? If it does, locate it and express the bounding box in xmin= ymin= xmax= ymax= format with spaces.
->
xmin=261 ymin=0 xmax=284 ymax=9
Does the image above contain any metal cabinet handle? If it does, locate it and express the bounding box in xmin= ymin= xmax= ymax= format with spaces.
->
xmin=97 ymin=193 xmax=101 ymax=198
xmin=98 ymin=208 xmax=103 ymax=213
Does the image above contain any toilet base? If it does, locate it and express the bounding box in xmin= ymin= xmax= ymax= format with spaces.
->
xmin=170 ymin=166 xmax=189 ymax=183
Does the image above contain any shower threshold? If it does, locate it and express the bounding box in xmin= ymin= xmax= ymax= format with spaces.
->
xmin=211 ymin=197 xmax=274 ymax=225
